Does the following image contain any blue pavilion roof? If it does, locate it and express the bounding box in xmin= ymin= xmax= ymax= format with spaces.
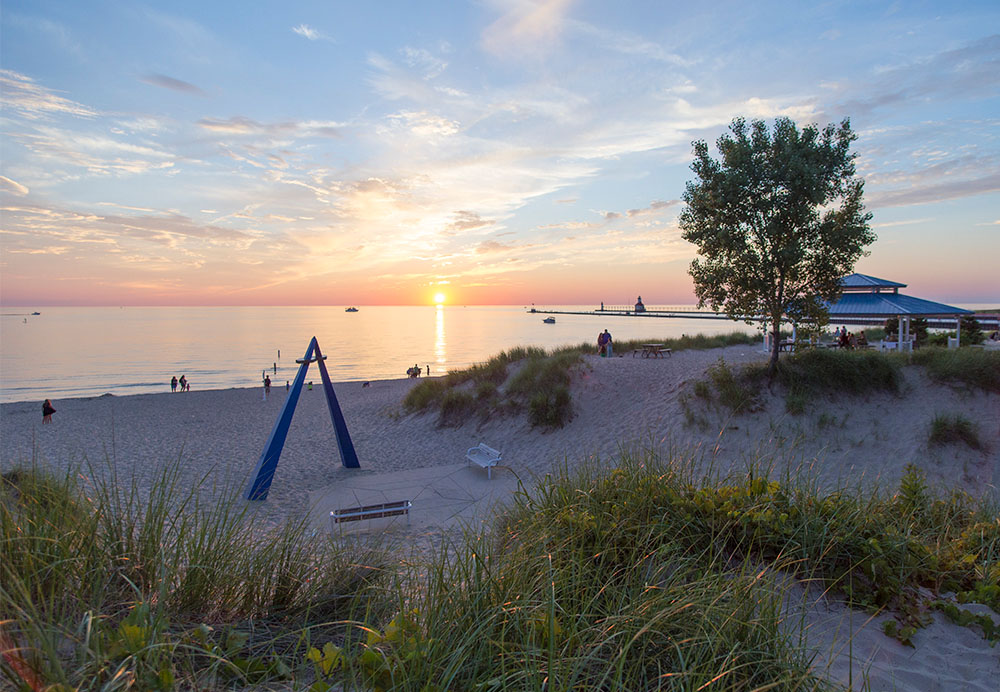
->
xmin=827 ymin=291 xmax=972 ymax=317
xmin=839 ymin=273 xmax=906 ymax=291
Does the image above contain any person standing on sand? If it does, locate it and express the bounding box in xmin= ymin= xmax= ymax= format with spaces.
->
xmin=597 ymin=330 xmax=608 ymax=356
xmin=264 ymin=375 xmax=271 ymax=395
xmin=42 ymin=399 xmax=56 ymax=424
xmin=603 ymin=329 xmax=613 ymax=357
xmin=179 ymin=375 xmax=187 ymax=392
xmin=171 ymin=375 xmax=178 ymax=392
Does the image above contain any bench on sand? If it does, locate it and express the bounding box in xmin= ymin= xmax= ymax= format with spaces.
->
xmin=466 ymin=442 xmax=501 ymax=479
xmin=330 ymin=500 xmax=411 ymax=530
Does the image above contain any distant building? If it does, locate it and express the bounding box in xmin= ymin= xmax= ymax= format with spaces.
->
xmin=634 ymin=295 xmax=646 ymax=313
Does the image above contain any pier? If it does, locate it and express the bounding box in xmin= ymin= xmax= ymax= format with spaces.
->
xmin=527 ymin=307 xmax=999 ymax=331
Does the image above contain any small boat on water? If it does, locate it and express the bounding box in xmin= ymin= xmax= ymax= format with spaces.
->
xmin=543 ymin=316 xmax=556 ymax=324
xmin=31 ymin=312 xmax=41 ymax=315
xmin=345 ymin=307 xmax=359 ymax=312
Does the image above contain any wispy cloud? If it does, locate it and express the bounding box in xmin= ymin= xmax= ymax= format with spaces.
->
xmin=292 ymin=24 xmax=330 ymax=41
xmin=481 ymin=0 xmax=577 ymax=57
xmin=0 ymin=176 xmax=30 ymax=196
xmin=140 ymin=73 xmax=206 ymax=95
xmin=0 ymin=69 xmax=96 ymax=120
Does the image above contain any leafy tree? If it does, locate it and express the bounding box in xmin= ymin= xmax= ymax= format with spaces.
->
xmin=960 ymin=315 xmax=985 ymax=345
xmin=680 ymin=117 xmax=875 ymax=375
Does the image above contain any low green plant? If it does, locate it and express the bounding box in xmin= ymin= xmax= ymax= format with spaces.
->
xmin=929 ymin=413 xmax=984 ymax=450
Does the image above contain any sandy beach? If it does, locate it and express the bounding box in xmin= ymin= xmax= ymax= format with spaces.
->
xmin=3 ymin=343 xmax=998 ymax=690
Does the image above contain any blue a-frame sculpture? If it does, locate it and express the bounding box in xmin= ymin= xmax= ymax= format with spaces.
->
xmin=244 ymin=336 xmax=359 ymax=501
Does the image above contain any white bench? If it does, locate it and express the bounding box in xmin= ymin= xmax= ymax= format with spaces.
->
xmin=466 ymin=443 xmax=501 ymax=479
xmin=330 ymin=500 xmax=411 ymax=530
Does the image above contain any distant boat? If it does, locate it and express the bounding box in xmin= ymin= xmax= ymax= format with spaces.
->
xmin=345 ymin=307 xmax=359 ymax=312
xmin=31 ymin=312 xmax=40 ymax=315
xmin=543 ymin=316 xmax=556 ymax=324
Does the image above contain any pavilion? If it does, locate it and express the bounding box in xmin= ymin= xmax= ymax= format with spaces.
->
xmin=826 ymin=273 xmax=974 ymax=349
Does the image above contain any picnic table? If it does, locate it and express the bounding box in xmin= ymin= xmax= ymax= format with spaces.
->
xmin=634 ymin=343 xmax=671 ymax=358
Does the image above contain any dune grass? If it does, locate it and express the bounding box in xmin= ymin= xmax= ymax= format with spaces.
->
xmin=404 ymin=346 xmax=579 ymax=429
xmin=305 ymin=455 xmax=999 ymax=690
xmin=1 ymin=460 xmax=391 ymax=690
xmin=5 ymin=448 xmax=999 ymax=689
xmin=911 ymin=347 xmax=1000 ymax=393
xmin=404 ymin=331 xmax=758 ymax=429
xmin=929 ymin=413 xmax=984 ymax=450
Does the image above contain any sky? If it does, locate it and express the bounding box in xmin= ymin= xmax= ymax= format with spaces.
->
xmin=1 ymin=0 xmax=998 ymax=307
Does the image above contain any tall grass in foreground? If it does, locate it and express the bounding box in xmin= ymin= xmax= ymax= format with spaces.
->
xmin=1 ymin=460 xmax=390 ymax=690
xmin=7 ymin=450 xmax=999 ymax=689
xmin=307 ymin=453 xmax=999 ymax=690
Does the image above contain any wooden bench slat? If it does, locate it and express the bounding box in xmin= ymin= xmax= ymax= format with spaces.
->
xmin=331 ymin=500 xmax=411 ymax=526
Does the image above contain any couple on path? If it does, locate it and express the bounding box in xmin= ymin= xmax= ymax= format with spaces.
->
xmin=597 ymin=329 xmax=613 ymax=357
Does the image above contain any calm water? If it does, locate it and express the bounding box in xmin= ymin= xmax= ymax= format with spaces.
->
xmin=0 ymin=305 xmax=759 ymax=403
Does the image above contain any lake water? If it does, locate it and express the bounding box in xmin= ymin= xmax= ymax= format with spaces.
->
xmin=0 ymin=305 xmax=763 ymax=403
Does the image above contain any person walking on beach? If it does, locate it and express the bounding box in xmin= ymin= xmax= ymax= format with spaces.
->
xmin=603 ymin=329 xmax=613 ymax=357
xmin=264 ymin=375 xmax=271 ymax=395
xmin=179 ymin=375 xmax=187 ymax=392
xmin=171 ymin=375 xmax=178 ymax=392
xmin=42 ymin=399 xmax=56 ymax=424
xmin=597 ymin=330 xmax=608 ymax=356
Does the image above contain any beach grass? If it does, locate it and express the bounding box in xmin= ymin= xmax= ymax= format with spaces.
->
xmin=404 ymin=331 xmax=758 ymax=429
xmin=928 ymin=413 xmax=984 ymax=450
xmin=5 ymin=449 xmax=999 ymax=689
xmin=305 ymin=454 xmax=999 ymax=690
xmin=911 ymin=347 xmax=1000 ymax=393
xmin=1 ymin=460 xmax=392 ymax=690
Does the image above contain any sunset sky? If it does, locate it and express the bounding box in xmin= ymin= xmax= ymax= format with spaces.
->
xmin=1 ymin=1 xmax=998 ymax=307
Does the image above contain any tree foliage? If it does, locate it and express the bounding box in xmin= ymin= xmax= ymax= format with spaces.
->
xmin=679 ymin=117 xmax=875 ymax=374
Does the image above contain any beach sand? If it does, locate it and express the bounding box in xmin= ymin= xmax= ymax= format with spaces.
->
xmin=3 ymin=343 xmax=998 ymax=690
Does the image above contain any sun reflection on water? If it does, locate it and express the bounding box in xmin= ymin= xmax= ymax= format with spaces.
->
xmin=435 ymin=304 xmax=446 ymax=367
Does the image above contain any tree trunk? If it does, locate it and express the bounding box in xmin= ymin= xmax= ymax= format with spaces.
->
xmin=767 ymin=319 xmax=781 ymax=378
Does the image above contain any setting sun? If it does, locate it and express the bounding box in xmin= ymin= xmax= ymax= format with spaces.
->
xmin=433 ymin=292 xmax=447 ymax=305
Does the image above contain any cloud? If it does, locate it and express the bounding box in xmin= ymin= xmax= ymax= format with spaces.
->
xmin=867 ymin=171 xmax=1000 ymax=209
xmin=448 ymin=211 xmax=495 ymax=231
xmin=476 ymin=240 xmax=515 ymax=253
xmin=197 ymin=116 xmax=342 ymax=138
xmin=481 ymin=0 xmax=577 ymax=57
xmin=0 ymin=176 xmax=29 ymax=196
xmin=140 ymin=73 xmax=206 ymax=95
xmin=627 ymin=199 xmax=679 ymax=217
xmin=292 ymin=24 xmax=331 ymax=41
xmin=833 ymin=35 xmax=1000 ymax=119
xmin=0 ymin=69 xmax=96 ymax=120
xmin=401 ymin=47 xmax=448 ymax=78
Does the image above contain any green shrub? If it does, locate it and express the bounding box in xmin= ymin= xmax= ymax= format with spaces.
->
xmin=929 ymin=413 xmax=984 ymax=450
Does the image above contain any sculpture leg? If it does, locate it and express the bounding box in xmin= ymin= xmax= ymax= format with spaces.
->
xmin=314 ymin=342 xmax=360 ymax=468
xmin=244 ymin=338 xmax=316 ymax=500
